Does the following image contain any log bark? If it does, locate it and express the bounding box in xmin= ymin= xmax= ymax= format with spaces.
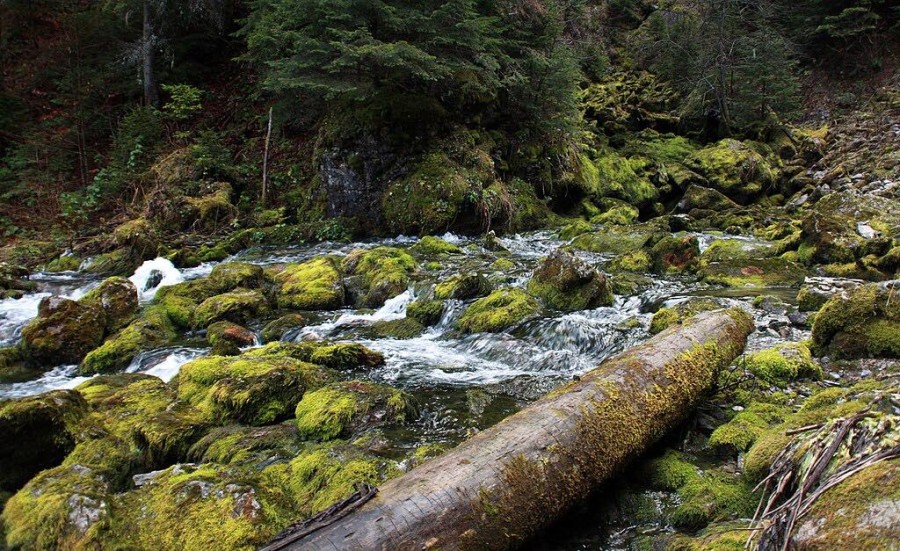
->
xmin=268 ymin=309 xmax=754 ymax=551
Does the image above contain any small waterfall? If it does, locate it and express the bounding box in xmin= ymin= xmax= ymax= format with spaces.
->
xmin=129 ymin=258 xmax=184 ymax=302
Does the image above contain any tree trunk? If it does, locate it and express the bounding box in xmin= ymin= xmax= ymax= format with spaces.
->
xmin=265 ymin=309 xmax=754 ymax=551
xmin=142 ymin=0 xmax=159 ymax=108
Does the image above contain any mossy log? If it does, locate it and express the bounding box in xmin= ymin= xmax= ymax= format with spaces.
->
xmin=267 ymin=309 xmax=753 ymax=551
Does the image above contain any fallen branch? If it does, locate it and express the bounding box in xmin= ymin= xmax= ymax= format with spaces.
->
xmin=266 ymin=309 xmax=754 ymax=551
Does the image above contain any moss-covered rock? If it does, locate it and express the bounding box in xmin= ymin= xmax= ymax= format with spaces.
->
xmin=175 ymin=354 xmax=332 ymax=426
xmin=260 ymin=314 xmax=307 ymax=343
xmin=262 ymin=440 xmax=399 ymax=519
xmin=570 ymin=224 xmax=658 ymax=255
xmin=107 ymin=462 xmax=284 ymax=551
xmin=576 ymin=150 xmax=659 ymax=208
xmin=207 ymin=321 xmax=255 ymax=349
xmin=708 ymin=402 xmax=788 ymax=453
xmin=367 ymin=318 xmax=424 ymax=339
xmin=21 ymin=296 xmax=106 ymax=367
xmin=186 ymin=182 xmax=238 ymax=231
xmin=113 ymin=217 xmax=159 ymax=260
xmin=294 ymin=380 xmax=416 ymax=441
xmin=83 ymin=248 xmax=140 ymax=277
xmin=1 ymin=463 xmax=113 ymax=550
xmin=559 ymin=219 xmax=593 ymax=241
xmin=699 ymin=239 xmax=806 ymax=287
xmin=275 ymin=256 xmax=345 ymax=310
xmin=188 ymin=423 xmax=303 ymax=466
xmin=527 ymin=249 xmax=613 ymax=311
xmin=434 ymin=273 xmax=492 ymax=300
xmin=742 ymin=342 xmax=822 ymax=386
xmin=649 ymin=298 xmax=723 ymax=335
xmin=686 ymin=139 xmax=778 ymax=204
xmin=676 ymin=184 xmax=740 ymax=213
xmin=76 ymin=374 xmax=208 ymax=469
xmin=650 ymin=235 xmax=700 ymax=274
xmin=194 ymin=289 xmax=268 ymax=328
xmin=81 ymin=276 xmax=139 ymax=334
xmin=207 ymin=262 xmax=265 ymax=293
xmin=669 ymin=470 xmax=757 ymax=531
xmin=44 ymin=254 xmax=81 ymax=273
xmin=155 ymin=292 xmax=196 ymax=328
xmin=243 ymin=341 xmax=385 ymax=371
xmin=608 ymin=250 xmax=653 ymax=273
xmin=79 ymin=306 xmax=178 ymax=375
xmin=0 ymin=390 xmax=88 ymax=491
xmin=342 ymin=247 xmax=417 ymax=308
xmin=406 ymin=299 xmax=444 ymax=326
xmin=799 ymin=191 xmax=900 ymax=266
xmin=410 ymin=236 xmax=462 ymax=256
xmin=590 ymin=198 xmax=640 ymax=226
xmin=457 ymin=288 xmax=540 ymax=333
xmin=796 ymin=278 xmax=864 ymax=312
xmin=811 ymin=280 xmax=900 ymax=358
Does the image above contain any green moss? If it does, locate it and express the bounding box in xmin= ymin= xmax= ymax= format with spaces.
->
xmin=207 ymin=262 xmax=265 ymax=292
xmin=686 ymin=139 xmax=778 ymax=204
xmin=590 ymin=200 xmax=639 ymax=226
xmin=44 ymin=255 xmax=81 ymax=273
xmin=382 ymin=148 xmax=481 ymax=235
xmin=790 ymin=458 xmax=900 ymax=548
xmin=175 ymin=355 xmax=333 ymax=426
xmin=649 ymin=298 xmax=722 ymax=335
xmin=577 ymin=150 xmax=659 ymax=207
xmin=186 ymin=182 xmax=237 ymax=231
xmin=76 ymin=374 xmax=207 ymax=470
xmin=406 ymin=299 xmax=444 ymax=326
xmin=368 ymin=318 xmax=424 ymax=339
xmin=559 ymin=219 xmax=593 ymax=241
xmin=244 ymin=341 xmax=384 ymax=370
xmin=342 ymin=247 xmax=417 ymax=307
xmin=490 ymin=258 xmax=516 ymax=271
xmin=261 ymin=314 xmax=307 ymax=343
xmin=1 ymin=463 xmax=112 ymax=550
xmin=526 ymin=249 xmax=613 ymax=311
xmin=457 ymin=288 xmax=540 ymax=333
xmin=608 ymin=250 xmax=652 ymax=273
xmin=669 ymin=471 xmax=757 ymax=531
xmin=294 ymin=380 xmax=416 ymax=441
xmin=189 ymin=423 xmax=303 ymax=466
xmin=113 ymin=217 xmax=159 ymax=259
xmin=708 ymin=403 xmax=788 ymax=453
xmin=700 ymin=256 xmax=806 ymax=287
xmin=193 ymin=289 xmax=268 ymax=329
xmin=742 ymin=342 xmax=822 ymax=386
xmin=155 ymin=293 xmax=196 ymax=328
xmin=83 ymin=248 xmax=139 ymax=277
xmin=642 ymin=449 xmax=699 ymax=491
xmin=434 ymin=273 xmax=492 ymax=300
xmin=811 ymin=282 xmax=900 ymax=358
xmin=80 ymin=306 xmax=177 ymax=375
xmin=107 ymin=462 xmax=285 ymax=551
xmin=275 ymin=256 xmax=345 ymax=310
xmin=570 ymin=224 xmax=656 ymax=255
xmin=410 ymin=236 xmax=462 ymax=256
xmin=262 ymin=440 xmax=399 ymax=519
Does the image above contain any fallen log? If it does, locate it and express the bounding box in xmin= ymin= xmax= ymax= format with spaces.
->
xmin=267 ymin=308 xmax=754 ymax=551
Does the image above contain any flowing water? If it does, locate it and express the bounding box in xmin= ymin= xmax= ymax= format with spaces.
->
xmin=0 ymin=229 xmax=812 ymax=547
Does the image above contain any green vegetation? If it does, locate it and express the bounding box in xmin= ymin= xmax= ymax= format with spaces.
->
xmin=457 ymin=288 xmax=540 ymax=333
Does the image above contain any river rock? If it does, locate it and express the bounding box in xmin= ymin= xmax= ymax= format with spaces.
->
xmin=811 ymin=280 xmax=900 ymax=359
xmin=527 ymin=249 xmax=613 ymax=311
xmin=81 ymin=276 xmax=139 ymax=333
xmin=796 ymin=276 xmax=865 ymax=311
xmin=21 ymin=296 xmax=106 ymax=367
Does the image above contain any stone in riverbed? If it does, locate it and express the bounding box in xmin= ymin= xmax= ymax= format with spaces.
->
xmin=527 ymin=249 xmax=613 ymax=311
xmin=457 ymin=288 xmax=540 ymax=333
xmin=811 ymin=280 xmax=900 ymax=359
xmin=21 ymin=296 xmax=106 ymax=367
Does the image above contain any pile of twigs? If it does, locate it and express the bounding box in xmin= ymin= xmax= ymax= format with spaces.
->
xmin=747 ymin=410 xmax=900 ymax=550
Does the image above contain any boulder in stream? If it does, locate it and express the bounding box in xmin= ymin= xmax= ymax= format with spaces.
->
xmin=457 ymin=288 xmax=540 ymax=333
xmin=527 ymin=249 xmax=613 ymax=311
xmin=811 ymin=280 xmax=900 ymax=359
xmin=21 ymin=296 xmax=106 ymax=367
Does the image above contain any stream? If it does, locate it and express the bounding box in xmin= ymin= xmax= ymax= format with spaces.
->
xmin=0 ymin=229 xmax=810 ymax=549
